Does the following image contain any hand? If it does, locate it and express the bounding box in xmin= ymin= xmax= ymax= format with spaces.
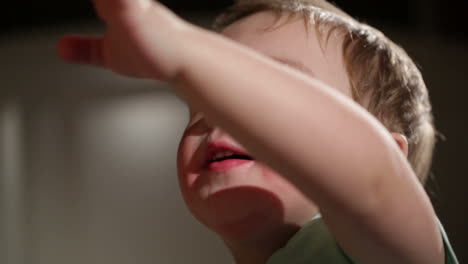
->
xmin=57 ymin=0 xmax=191 ymax=80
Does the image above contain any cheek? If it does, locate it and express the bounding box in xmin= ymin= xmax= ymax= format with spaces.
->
xmin=176 ymin=134 xmax=206 ymax=191
xmin=259 ymin=164 xmax=278 ymax=180
xmin=176 ymin=136 xmax=191 ymax=171
xmin=176 ymin=136 xmax=193 ymax=185
xmin=259 ymin=164 xmax=317 ymax=220
xmin=258 ymin=164 xmax=289 ymax=187
xmin=258 ymin=164 xmax=304 ymax=198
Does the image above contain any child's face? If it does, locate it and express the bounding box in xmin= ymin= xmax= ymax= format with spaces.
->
xmin=177 ymin=11 xmax=351 ymax=239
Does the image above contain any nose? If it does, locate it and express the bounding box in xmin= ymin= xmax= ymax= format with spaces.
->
xmin=200 ymin=116 xmax=229 ymax=142
xmin=189 ymin=111 xmax=226 ymax=138
xmin=207 ymin=125 xmax=226 ymax=141
xmin=193 ymin=113 xmax=246 ymax=153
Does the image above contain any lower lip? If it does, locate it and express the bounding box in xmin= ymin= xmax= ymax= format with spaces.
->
xmin=206 ymin=159 xmax=253 ymax=171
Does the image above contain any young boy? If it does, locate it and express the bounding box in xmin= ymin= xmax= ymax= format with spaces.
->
xmin=57 ymin=0 xmax=458 ymax=263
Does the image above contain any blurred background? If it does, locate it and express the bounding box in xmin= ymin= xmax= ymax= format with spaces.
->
xmin=1 ymin=0 xmax=466 ymax=263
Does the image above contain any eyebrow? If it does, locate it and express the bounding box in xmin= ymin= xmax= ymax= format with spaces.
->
xmin=270 ymin=56 xmax=315 ymax=76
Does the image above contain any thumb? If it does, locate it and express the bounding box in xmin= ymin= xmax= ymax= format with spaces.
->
xmin=57 ymin=36 xmax=105 ymax=67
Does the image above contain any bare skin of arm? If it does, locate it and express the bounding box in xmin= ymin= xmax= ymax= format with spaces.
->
xmin=57 ymin=1 xmax=444 ymax=263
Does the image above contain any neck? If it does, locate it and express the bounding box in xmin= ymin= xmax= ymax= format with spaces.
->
xmin=230 ymin=246 xmax=272 ymax=264
xmin=223 ymin=224 xmax=300 ymax=264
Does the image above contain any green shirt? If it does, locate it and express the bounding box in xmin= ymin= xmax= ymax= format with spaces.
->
xmin=267 ymin=215 xmax=458 ymax=264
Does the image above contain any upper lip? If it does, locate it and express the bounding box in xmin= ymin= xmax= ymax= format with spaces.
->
xmin=203 ymin=141 xmax=252 ymax=168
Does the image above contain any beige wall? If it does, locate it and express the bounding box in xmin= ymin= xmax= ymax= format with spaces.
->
xmin=1 ymin=99 xmax=26 ymax=264
xmin=0 ymin=24 xmax=231 ymax=264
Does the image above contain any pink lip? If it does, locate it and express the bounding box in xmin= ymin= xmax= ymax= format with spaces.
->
xmin=206 ymin=159 xmax=253 ymax=171
xmin=203 ymin=141 xmax=253 ymax=171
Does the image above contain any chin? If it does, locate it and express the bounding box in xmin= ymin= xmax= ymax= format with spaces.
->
xmin=184 ymin=185 xmax=288 ymax=238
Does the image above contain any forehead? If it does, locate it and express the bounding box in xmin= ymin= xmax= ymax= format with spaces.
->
xmin=221 ymin=11 xmax=351 ymax=97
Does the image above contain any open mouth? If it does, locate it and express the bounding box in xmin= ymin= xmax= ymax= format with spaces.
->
xmin=210 ymin=154 xmax=253 ymax=163
xmin=203 ymin=141 xmax=255 ymax=171
xmin=205 ymin=151 xmax=254 ymax=171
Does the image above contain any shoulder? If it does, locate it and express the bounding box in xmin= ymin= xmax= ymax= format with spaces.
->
xmin=267 ymin=215 xmax=355 ymax=264
xmin=267 ymin=215 xmax=459 ymax=264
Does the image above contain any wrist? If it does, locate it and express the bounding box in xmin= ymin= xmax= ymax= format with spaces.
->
xmin=136 ymin=6 xmax=198 ymax=82
xmin=170 ymin=24 xmax=207 ymax=84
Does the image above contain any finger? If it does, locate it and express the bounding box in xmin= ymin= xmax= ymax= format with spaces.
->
xmin=57 ymin=36 xmax=105 ymax=67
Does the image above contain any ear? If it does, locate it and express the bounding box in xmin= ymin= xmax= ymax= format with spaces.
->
xmin=391 ymin=133 xmax=408 ymax=157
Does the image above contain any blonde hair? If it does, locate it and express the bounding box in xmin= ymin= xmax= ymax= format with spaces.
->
xmin=213 ymin=0 xmax=436 ymax=184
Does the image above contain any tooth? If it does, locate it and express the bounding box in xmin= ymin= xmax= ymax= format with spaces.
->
xmin=210 ymin=149 xmax=242 ymax=163
xmin=223 ymin=151 xmax=233 ymax=158
xmin=212 ymin=150 xmax=235 ymax=161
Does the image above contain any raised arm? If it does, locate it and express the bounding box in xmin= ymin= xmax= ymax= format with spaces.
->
xmin=174 ymin=26 xmax=443 ymax=264
xmin=58 ymin=1 xmax=444 ymax=263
